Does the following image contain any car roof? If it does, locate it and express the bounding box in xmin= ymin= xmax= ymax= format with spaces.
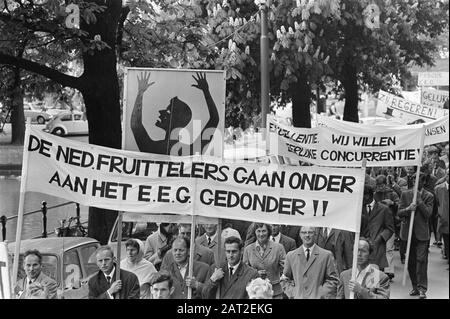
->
xmin=8 ymin=237 xmax=99 ymax=255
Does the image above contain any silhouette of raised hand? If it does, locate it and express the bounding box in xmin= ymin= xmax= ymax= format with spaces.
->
xmin=137 ymin=71 xmax=155 ymax=94
xmin=191 ymin=72 xmax=209 ymax=92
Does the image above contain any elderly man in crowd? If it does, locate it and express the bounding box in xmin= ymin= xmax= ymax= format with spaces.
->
xmin=160 ymin=237 xmax=209 ymax=299
xmin=161 ymin=223 xmax=215 ymax=269
xmin=281 ymin=226 xmax=339 ymax=299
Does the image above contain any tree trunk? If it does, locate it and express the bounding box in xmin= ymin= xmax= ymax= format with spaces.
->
xmin=80 ymin=1 xmax=123 ymax=244
xmin=341 ymin=63 xmax=359 ymax=123
xmin=290 ymin=74 xmax=312 ymax=128
xmin=10 ymin=67 xmax=25 ymax=145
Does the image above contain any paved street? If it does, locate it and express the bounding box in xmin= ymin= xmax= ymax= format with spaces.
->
xmin=390 ymin=244 xmax=449 ymax=299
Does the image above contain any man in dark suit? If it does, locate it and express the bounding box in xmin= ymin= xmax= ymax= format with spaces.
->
xmin=398 ymin=173 xmax=434 ymax=299
xmin=88 ymin=245 xmax=140 ymax=299
xmin=161 ymin=237 xmax=209 ymax=299
xmin=196 ymin=223 xmax=221 ymax=264
xmin=374 ymin=174 xmax=400 ymax=280
xmin=360 ymin=185 xmax=395 ymax=271
xmin=202 ymin=236 xmax=259 ymax=299
xmin=271 ymin=224 xmax=297 ymax=253
xmin=315 ymin=227 xmax=354 ymax=275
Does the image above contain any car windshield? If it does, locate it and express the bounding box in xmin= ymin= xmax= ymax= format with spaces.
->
xmin=111 ymin=222 xmax=158 ymax=242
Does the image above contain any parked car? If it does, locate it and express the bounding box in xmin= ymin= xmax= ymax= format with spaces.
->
xmin=44 ymin=111 xmax=88 ymax=136
xmin=8 ymin=237 xmax=100 ymax=299
xmin=23 ymin=104 xmax=53 ymax=124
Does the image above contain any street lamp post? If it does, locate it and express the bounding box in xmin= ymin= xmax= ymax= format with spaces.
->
xmin=257 ymin=0 xmax=270 ymax=133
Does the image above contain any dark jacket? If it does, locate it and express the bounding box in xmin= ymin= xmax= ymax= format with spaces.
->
xmin=88 ymin=267 xmax=140 ymax=299
xmin=398 ymin=188 xmax=434 ymax=241
xmin=316 ymin=228 xmax=354 ymax=274
xmin=202 ymin=261 xmax=259 ymax=299
xmin=279 ymin=234 xmax=297 ymax=253
xmin=360 ymin=202 xmax=394 ymax=269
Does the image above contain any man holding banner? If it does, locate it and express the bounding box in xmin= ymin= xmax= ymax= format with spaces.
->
xmin=360 ymin=185 xmax=395 ymax=272
xmin=398 ymin=173 xmax=434 ymax=299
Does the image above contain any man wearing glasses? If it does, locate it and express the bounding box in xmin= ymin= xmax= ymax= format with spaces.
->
xmin=281 ymin=226 xmax=339 ymax=299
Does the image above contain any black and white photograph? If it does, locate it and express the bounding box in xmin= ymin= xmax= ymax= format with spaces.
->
xmin=0 ymin=0 xmax=448 ymax=309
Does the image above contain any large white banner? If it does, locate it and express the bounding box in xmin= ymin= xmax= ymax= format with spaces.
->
xmin=122 ymin=68 xmax=226 ymax=157
xmin=0 ymin=242 xmax=11 ymax=299
xmin=23 ymin=127 xmax=365 ymax=232
xmin=317 ymin=114 xmax=449 ymax=147
xmin=376 ymin=90 xmax=448 ymax=123
xmin=268 ymin=116 xmax=424 ymax=167
xmin=417 ymin=72 xmax=449 ymax=87
xmin=421 ymin=88 xmax=449 ymax=108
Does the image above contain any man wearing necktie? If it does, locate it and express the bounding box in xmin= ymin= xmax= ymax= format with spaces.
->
xmin=202 ymin=236 xmax=258 ymax=299
xmin=281 ymin=226 xmax=339 ymax=299
xmin=360 ymin=185 xmax=394 ymax=272
xmin=270 ymin=224 xmax=297 ymax=253
xmin=315 ymin=226 xmax=354 ymax=275
xmin=88 ymin=246 xmax=140 ymax=299
xmin=398 ymin=173 xmax=434 ymax=299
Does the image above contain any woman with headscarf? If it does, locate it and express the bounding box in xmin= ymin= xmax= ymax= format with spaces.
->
xmin=120 ymin=238 xmax=157 ymax=299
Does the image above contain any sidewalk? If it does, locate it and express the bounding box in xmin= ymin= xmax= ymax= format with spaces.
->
xmin=390 ymin=245 xmax=449 ymax=299
xmin=0 ymin=124 xmax=24 ymax=174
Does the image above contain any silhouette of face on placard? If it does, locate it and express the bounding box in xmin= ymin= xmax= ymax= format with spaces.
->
xmin=155 ymin=97 xmax=192 ymax=134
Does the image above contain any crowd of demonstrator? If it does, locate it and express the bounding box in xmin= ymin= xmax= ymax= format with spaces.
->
xmin=15 ymin=143 xmax=448 ymax=299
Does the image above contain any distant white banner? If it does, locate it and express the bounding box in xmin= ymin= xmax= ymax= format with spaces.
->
xmin=417 ymin=72 xmax=449 ymax=87
xmin=421 ymin=88 xmax=449 ymax=108
xmin=376 ymin=90 xmax=448 ymax=123
xmin=317 ymin=114 xmax=449 ymax=146
xmin=22 ymin=127 xmax=365 ymax=232
xmin=268 ymin=116 xmax=424 ymax=167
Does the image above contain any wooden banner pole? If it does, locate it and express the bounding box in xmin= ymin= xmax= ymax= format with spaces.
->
xmin=349 ymin=159 xmax=366 ymax=299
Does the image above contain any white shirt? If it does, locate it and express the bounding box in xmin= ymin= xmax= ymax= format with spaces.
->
xmin=103 ymin=266 xmax=115 ymax=299
xmin=445 ymin=182 xmax=448 ymax=191
xmin=206 ymin=233 xmax=217 ymax=245
xmin=178 ymin=262 xmax=188 ymax=279
xmin=26 ymin=276 xmax=36 ymax=291
xmin=323 ymin=228 xmax=332 ymax=237
xmin=271 ymin=233 xmax=281 ymax=243
xmin=366 ymin=200 xmax=375 ymax=213
xmin=228 ymin=261 xmax=241 ymax=276
xmin=356 ymin=264 xmax=371 ymax=285
xmin=302 ymin=244 xmax=315 ymax=259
